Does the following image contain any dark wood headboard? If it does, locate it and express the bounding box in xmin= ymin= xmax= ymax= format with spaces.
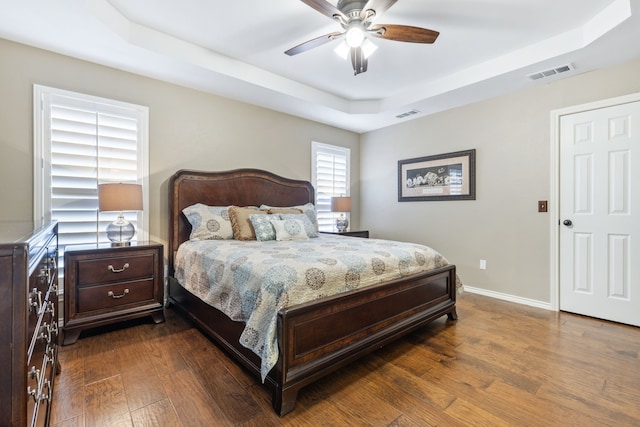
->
xmin=168 ymin=169 xmax=315 ymax=274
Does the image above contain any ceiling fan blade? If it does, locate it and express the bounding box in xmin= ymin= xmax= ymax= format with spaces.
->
xmin=360 ymin=0 xmax=398 ymax=19
xmin=369 ymin=24 xmax=439 ymax=43
xmin=350 ymin=47 xmax=368 ymax=75
xmin=285 ymin=32 xmax=344 ymax=56
xmin=299 ymin=0 xmax=347 ymax=21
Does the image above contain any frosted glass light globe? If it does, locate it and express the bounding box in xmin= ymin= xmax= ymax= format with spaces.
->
xmin=345 ymin=27 xmax=365 ymax=48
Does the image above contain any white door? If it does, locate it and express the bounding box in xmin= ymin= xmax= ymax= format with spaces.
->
xmin=559 ymin=101 xmax=640 ymax=327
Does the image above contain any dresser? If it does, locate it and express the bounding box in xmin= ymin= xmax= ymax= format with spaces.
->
xmin=0 ymin=221 xmax=59 ymax=427
xmin=62 ymin=241 xmax=164 ymax=345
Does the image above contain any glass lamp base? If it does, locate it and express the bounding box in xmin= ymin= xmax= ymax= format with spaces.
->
xmin=106 ymin=217 xmax=135 ymax=246
xmin=336 ymin=215 xmax=349 ymax=233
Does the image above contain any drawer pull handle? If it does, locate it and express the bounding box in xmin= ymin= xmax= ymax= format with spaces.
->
xmin=27 ymin=366 xmax=41 ymax=402
xmin=108 ymin=263 xmax=130 ymax=273
xmin=108 ymin=289 xmax=130 ymax=299
xmin=41 ymin=379 xmax=52 ymax=403
xmin=29 ymin=289 xmax=42 ymax=313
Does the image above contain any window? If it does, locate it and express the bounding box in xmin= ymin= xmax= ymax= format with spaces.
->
xmin=34 ymin=85 xmax=149 ymax=253
xmin=311 ymin=141 xmax=350 ymax=231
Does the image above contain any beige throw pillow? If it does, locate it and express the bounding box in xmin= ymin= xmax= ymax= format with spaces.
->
xmin=267 ymin=208 xmax=302 ymax=215
xmin=229 ymin=206 xmax=267 ymax=240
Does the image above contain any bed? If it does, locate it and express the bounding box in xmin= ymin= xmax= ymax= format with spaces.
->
xmin=167 ymin=168 xmax=458 ymax=415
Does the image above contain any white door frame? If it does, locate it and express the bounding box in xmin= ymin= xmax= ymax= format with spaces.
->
xmin=549 ymin=91 xmax=640 ymax=311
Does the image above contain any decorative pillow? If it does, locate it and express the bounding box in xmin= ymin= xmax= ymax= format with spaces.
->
xmin=261 ymin=203 xmax=318 ymax=231
xmin=249 ymin=214 xmax=277 ymax=241
xmin=270 ymin=218 xmax=309 ymax=241
xmin=182 ymin=204 xmax=233 ymax=240
xmin=267 ymin=208 xmax=302 ymax=215
xmin=278 ymin=214 xmax=318 ymax=238
xmin=228 ymin=206 xmax=267 ymax=240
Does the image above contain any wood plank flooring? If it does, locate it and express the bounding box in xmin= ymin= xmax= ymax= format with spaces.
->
xmin=50 ymin=293 xmax=640 ymax=426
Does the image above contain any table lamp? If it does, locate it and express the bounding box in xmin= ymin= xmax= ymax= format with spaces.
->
xmin=330 ymin=196 xmax=351 ymax=233
xmin=98 ymin=183 xmax=143 ymax=245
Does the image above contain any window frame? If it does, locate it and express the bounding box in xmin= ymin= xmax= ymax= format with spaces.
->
xmin=311 ymin=141 xmax=351 ymax=232
xmin=33 ymin=84 xmax=150 ymax=244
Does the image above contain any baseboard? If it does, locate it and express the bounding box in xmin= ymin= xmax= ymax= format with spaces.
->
xmin=462 ymin=286 xmax=554 ymax=311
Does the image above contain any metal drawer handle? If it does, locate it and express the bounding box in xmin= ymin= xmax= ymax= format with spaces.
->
xmin=46 ymin=345 xmax=57 ymax=362
xmin=108 ymin=263 xmax=130 ymax=273
xmin=49 ymin=319 xmax=59 ymax=339
xmin=41 ymin=379 xmax=52 ymax=403
xmin=37 ymin=322 xmax=51 ymax=343
xmin=108 ymin=288 xmax=130 ymax=299
xmin=39 ymin=267 xmax=50 ymax=284
xmin=44 ymin=300 xmax=55 ymax=315
xmin=29 ymin=288 xmax=42 ymax=313
xmin=27 ymin=386 xmax=39 ymax=403
xmin=27 ymin=366 xmax=41 ymax=403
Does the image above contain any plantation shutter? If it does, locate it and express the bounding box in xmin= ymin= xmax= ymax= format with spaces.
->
xmin=34 ymin=85 xmax=149 ymax=253
xmin=312 ymin=142 xmax=350 ymax=231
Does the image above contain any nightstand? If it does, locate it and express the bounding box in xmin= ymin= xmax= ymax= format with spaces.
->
xmin=320 ymin=230 xmax=369 ymax=238
xmin=62 ymin=241 xmax=164 ymax=345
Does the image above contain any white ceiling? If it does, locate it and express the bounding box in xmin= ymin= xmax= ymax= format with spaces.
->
xmin=1 ymin=0 xmax=639 ymax=133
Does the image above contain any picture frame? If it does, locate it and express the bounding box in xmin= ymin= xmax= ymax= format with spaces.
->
xmin=398 ymin=149 xmax=476 ymax=202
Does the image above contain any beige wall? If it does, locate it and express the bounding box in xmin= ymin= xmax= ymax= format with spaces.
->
xmin=3 ymin=37 xmax=640 ymax=304
xmin=0 ymin=38 xmax=360 ymax=246
xmin=360 ymin=58 xmax=640 ymax=303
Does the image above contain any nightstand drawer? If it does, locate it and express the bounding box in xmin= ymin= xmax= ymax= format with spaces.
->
xmin=77 ymin=279 xmax=155 ymax=313
xmin=77 ymin=253 xmax=155 ymax=286
xmin=63 ymin=241 xmax=165 ymax=345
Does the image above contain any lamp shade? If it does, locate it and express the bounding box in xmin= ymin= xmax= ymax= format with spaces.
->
xmin=331 ymin=196 xmax=351 ymax=213
xmin=99 ymin=183 xmax=143 ymax=212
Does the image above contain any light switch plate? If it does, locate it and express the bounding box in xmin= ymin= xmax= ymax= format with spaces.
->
xmin=538 ymin=200 xmax=548 ymax=212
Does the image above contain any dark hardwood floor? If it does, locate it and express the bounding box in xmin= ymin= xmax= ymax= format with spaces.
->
xmin=51 ymin=293 xmax=640 ymax=426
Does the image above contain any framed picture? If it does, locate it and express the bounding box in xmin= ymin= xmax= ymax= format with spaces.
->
xmin=398 ymin=149 xmax=476 ymax=201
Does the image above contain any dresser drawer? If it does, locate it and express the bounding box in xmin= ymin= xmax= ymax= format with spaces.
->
xmin=76 ymin=253 xmax=155 ymax=286
xmin=77 ymin=279 xmax=155 ymax=313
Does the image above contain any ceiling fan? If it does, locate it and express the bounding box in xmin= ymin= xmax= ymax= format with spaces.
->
xmin=285 ymin=0 xmax=439 ymax=75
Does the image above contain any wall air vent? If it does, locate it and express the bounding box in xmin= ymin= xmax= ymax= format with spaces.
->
xmin=527 ymin=64 xmax=574 ymax=81
xmin=396 ymin=109 xmax=420 ymax=119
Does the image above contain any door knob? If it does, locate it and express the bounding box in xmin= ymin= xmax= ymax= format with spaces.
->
xmin=563 ymin=219 xmax=572 ymax=226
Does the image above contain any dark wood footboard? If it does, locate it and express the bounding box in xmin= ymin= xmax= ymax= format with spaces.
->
xmin=273 ymin=264 xmax=456 ymax=415
xmin=168 ymin=264 xmax=456 ymax=415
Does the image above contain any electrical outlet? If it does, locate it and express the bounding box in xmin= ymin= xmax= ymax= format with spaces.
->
xmin=480 ymin=259 xmax=487 ymax=270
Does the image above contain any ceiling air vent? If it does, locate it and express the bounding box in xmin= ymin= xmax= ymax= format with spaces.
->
xmin=396 ymin=109 xmax=420 ymax=119
xmin=527 ymin=64 xmax=574 ymax=81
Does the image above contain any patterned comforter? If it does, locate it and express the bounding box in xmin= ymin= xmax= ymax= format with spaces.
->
xmin=174 ymin=234 xmax=454 ymax=380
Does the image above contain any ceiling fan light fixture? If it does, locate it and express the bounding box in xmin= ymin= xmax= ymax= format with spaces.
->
xmin=334 ymin=41 xmax=351 ymax=60
xmin=361 ymin=38 xmax=377 ymax=58
xmin=335 ymin=38 xmax=376 ymax=62
xmin=345 ymin=26 xmax=365 ymax=48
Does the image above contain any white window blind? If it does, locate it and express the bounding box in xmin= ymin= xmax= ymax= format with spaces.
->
xmin=312 ymin=142 xmax=350 ymax=231
xmin=34 ymin=85 xmax=149 ymax=252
